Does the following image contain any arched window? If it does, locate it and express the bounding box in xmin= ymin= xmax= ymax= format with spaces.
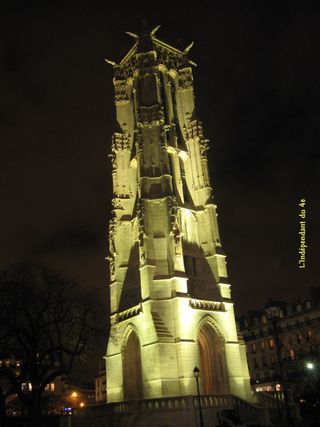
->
xmin=138 ymin=73 xmax=158 ymax=107
xmin=123 ymin=329 xmax=143 ymax=400
xmin=198 ymin=323 xmax=228 ymax=395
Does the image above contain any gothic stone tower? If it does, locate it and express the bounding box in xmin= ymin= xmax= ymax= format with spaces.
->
xmin=105 ymin=27 xmax=251 ymax=403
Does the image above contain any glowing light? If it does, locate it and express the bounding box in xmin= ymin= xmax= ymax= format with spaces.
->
xmin=80 ymin=402 xmax=85 ymax=407
xmin=306 ymin=362 xmax=314 ymax=370
xmin=71 ymin=391 xmax=78 ymax=397
xmin=105 ymin=33 xmax=252 ymax=404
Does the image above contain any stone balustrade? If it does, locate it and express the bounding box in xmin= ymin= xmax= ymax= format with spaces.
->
xmin=111 ymin=393 xmax=261 ymax=414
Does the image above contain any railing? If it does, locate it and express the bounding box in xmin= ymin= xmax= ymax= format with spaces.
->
xmin=113 ymin=396 xmax=190 ymax=413
xmin=255 ymin=391 xmax=285 ymax=409
xmin=111 ymin=393 xmax=262 ymax=414
xmin=74 ymin=394 xmax=272 ymax=425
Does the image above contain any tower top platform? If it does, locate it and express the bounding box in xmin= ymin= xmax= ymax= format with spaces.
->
xmin=106 ymin=26 xmax=196 ymax=79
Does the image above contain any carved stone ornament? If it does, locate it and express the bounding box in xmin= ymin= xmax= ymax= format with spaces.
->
xmin=137 ymin=52 xmax=157 ymax=72
xmin=200 ymin=139 xmax=210 ymax=156
xmin=108 ymin=218 xmax=117 ymax=255
xmin=117 ymin=304 xmax=142 ymax=322
xmin=108 ymin=152 xmax=117 ymax=170
xmin=114 ymin=80 xmax=127 ymax=103
xmin=178 ymin=67 xmax=193 ymax=90
xmin=106 ymin=255 xmax=115 ymax=276
xmin=189 ymin=298 xmax=225 ymax=312
xmin=185 ymin=120 xmax=204 ymax=140
xmin=112 ymin=133 xmax=130 ymax=153
xmin=112 ymin=198 xmax=124 ymax=210
xmin=140 ymin=247 xmax=146 ymax=265
xmin=137 ymin=105 xmax=164 ymax=127
xmin=114 ymin=36 xmax=193 ymax=80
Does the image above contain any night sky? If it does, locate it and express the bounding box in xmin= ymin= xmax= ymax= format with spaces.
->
xmin=1 ymin=1 xmax=320 ymax=378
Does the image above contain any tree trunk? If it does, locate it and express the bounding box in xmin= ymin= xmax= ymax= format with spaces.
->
xmin=29 ymin=388 xmax=42 ymax=427
xmin=0 ymin=393 xmax=7 ymax=427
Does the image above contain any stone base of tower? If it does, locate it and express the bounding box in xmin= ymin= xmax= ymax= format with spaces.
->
xmin=106 ymin=296 xmax=253 ymax=404
xmin=70 ymin=394 xmax=283 ymax=427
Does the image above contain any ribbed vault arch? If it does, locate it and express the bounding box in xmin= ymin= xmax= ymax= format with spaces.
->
xmin=122 ymin=326 xmax=143 ymax=401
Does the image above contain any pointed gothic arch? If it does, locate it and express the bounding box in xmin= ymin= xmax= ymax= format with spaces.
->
xmin=197 ymin=318 xmax=229 ymax=395
xmin=122 ymin=327 xmax=143 ymax=401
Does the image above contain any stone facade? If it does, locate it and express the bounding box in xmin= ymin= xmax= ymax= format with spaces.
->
xmin=238 ymin=291 xmax=320 ymax=398
xmin=105 ymin=27 xmax=251 ymax=403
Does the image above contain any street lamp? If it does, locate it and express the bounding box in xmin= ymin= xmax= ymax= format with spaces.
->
xmin=193 ymin=366 xmax=204 ymax=427
xmin=306 ymin=362 xmax=314 ymax=370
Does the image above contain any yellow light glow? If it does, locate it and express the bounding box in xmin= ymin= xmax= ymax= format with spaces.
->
xmin=71 ymin=392 xmax=78 ymax=398
xmin=80 ymin=402 xmax=85 ymax=407
xmin=105 ymin=35 xmax=253 ymax=404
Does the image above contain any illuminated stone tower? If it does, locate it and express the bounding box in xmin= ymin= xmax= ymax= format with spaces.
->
xmin=105 ymin=27 xmax=251 ymax=403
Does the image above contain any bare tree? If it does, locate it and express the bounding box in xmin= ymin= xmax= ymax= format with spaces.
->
xmin=0 ymin=264 xmax=104 ymax=426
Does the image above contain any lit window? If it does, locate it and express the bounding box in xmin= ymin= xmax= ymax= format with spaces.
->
xmin=260 ymin=341 xmax=265 ymax=352
xmin=50 ymin=383 xmax=55 ymax=392
xmin=290 ymin=349 xmax=295 ymax=360
xmin=269 ymin=339 xmax=274 ymax=349
xmin=28 ymin=383 xmax=32 ymax=391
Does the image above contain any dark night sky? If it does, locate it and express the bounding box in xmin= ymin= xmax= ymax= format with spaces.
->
xmin=1 ymin=1 xmax=320 ymax=378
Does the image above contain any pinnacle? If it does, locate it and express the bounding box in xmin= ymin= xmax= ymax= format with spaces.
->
xmin=125 ymin=23 xmax=162 ymax=53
